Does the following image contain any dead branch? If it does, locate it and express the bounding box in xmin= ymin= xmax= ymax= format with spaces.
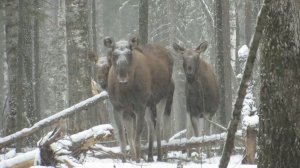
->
xmin=218 ymin=0 xmax=271 ymax=167
xmin=0 ymin=124 xmax=113 ymax=168
xmin=0 ymin=92 xmax=108 ymax=149
xmin=93 ymin=131 xmax=243 ymax=160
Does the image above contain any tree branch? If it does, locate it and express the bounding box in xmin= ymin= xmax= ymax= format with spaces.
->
xmin=218 ymin=0 xmax=271 ymax=167
xmin=0 ymin=92 xmax=108 ymax=149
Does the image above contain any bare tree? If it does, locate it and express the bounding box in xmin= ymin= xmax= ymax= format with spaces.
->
xmin=258 ymin=0 xmax=300 ymax=167
xmin=0 ymin=0 xmax=5 ymax=136
xmin=139 ymin=0 xmax=148 ymax=45
xmin=65 ymin=0 xmax=93 ymax=133
xmin=5 ymin=0 xmax=24 ymax=136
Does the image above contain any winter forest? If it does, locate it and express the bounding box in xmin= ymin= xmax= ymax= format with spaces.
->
xmin=0 ymin=0 xmax=300 ymax=167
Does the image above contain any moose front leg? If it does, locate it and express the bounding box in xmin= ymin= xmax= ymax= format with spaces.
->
xmin=113 ymin=108 xmax=127 ymax=162
xmin=134 ymin=106 xmax=146 ymax=163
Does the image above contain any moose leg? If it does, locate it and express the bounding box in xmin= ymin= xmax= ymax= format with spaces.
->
xmin=124 ymin=115 xmax=135 ymax=160
xmin=145 ymin=107 xmax=155 ymax=162
xmin=156 ymin=98 xmax=168 ymax=161
xmin=113 ymin=109 xmax=127 ymax=162
xmin=134 ymin=106 xmax=146 ymax=163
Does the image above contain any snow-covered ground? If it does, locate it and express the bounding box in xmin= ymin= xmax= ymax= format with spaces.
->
xmin=80 ymin=155 xmax=256 ymax=168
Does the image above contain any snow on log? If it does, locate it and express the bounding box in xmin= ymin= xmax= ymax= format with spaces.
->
xmin=93 ymin=131 xmax=243 ymax=159
xmin=0 ymin=149 xmax=39 ymax=168
xmin=0 ymin=91 xmax=109 ymax=149
xmin=0 ymin=124 xmax=113 ymax=168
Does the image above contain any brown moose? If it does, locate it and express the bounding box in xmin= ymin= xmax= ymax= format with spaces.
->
xmin=104 ymin=36 xmax=174 ymax=162
xmin=173 ymin=41 xmax=219 ymax=137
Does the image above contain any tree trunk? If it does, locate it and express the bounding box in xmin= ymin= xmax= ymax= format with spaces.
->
xmin=0 ymin=1 xmax=5 ymax=136
xmin=33 ymin=0 xmax=41 ymax=125
xmin=139 ymin=0 xmax=148 ymax=45
xmin=258 ymin=0 xmax=300 ymax=167
xmin=222 ymin=0 xmax=232 ymax=126
xmin=65 ymin=0 xmax=93 ymax=133
xmin=235 ymin=0 xmax=241 ymax=77
xmin=5 ymin=0 xmax=24 ymax=137
xmin=20 ymin=0 xmax=35 ymax=127
xmin=218 ymin=0 xmax=271 ymax=166
xmin=245 ymin=1 xmax=252 ymax=45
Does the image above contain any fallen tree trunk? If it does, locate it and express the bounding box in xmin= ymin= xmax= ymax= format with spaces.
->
xmin=93 ymin=130 xmax=243 ymax=159
xmin=0 ymin=124 xmax=114 ymax=168
xmin=0 ymin=92 xmax=109 ymax=149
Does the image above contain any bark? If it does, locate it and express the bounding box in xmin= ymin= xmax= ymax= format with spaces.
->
xmin=235 ymin=0 xmax=241 ymax=77
xmin=218 ymin=0 xmax=271 ymax=167
xmin=245 ymin=1 xmax=252 ymax=45
xmin=20 ymin=0 xmax=35 ymax=127
xmin=5 ymin=0 xmax=24 ymax=136
xmin=92 ymin=0 xmax=97 ymax=53
xmin=258 ymin=0 xmax=300 ymax=167
xmin=65 ymin=0 xmax=93 ymax=133
xmin=0 ymin=92 xmax=108 ymax=149
xmin=0 ymin=1 xmax=5 ymax=135
xmin=33 ymin=0 xmax=41 ymax=126
xmin=215 ymin=0 xmax=226 ymax=127
xmin=139 ymin=0 xmax=148 ymax=45
xmin=222 ymin=0 xmax=232 ymax=125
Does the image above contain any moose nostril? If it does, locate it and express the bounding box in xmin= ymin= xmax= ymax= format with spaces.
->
xmin=188 ymin=66 xmax=192 ymax=72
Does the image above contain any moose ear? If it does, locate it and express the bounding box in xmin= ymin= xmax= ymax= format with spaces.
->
xmin=173 ymin=42 xmax=185 ymax=54
xmin=195 ymin=41 xmax=208 ymax=54
xmin=129 ymin=36 xmax=139 ymax=49
xmin=103 ymin=37 xmax=114 ymax=48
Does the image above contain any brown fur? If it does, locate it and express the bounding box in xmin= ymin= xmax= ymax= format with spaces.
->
xmin=105 ymin=37 xmax=174 ymax=162
xmin=173 ymin=41 xmax=219 ymax=136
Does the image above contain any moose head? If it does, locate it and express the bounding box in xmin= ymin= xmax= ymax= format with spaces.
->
xmin=104 ymin=36 xmax=139 ymax=84
xmin=173 ymin=41 xmax=208 ymax=82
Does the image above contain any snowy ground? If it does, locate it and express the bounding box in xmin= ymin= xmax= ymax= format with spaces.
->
xmin=80 ymin=154 xmax=256 ymax=168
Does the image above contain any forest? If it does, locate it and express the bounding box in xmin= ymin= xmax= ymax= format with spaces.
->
xmin=0 ymin=0 xmax=300 ymax=168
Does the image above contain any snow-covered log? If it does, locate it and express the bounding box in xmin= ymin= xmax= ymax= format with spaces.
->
xmin=93 ymin=131 xmax=243 ymax=159
xmin=0 ymin=91 xmax=108 ymax=149
xmin=0 ymin=124 xmax=113 ymax=168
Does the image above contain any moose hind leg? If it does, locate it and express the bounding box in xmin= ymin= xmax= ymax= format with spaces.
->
xmin=145 ymin=107 xmax=155 ymax=162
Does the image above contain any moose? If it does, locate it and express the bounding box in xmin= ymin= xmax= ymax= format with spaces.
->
xmin=173 ymin=41 xmax=219 ymax=138
xmin=103 ymin=36 xmax=174 ymax=162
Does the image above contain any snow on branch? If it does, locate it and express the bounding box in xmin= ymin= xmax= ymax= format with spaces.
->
xmin=0 ymin=91 xmax=109 ymax=149
xmin=93 ymin=131 xmax=243 ymax=159
xmin=0 ymin=124 xmax=114 ymax=168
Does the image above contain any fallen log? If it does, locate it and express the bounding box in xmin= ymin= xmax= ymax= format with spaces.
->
xmin=0 ymin=124 xmax=114 ymax=168
xmin=0 ymin=91 xmax=109 ymax=149
xmin=93 ymin=130 xmax=243 ymax=159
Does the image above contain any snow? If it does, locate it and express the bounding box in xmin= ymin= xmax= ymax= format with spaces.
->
xmin=0 ymin=91 xmax=108 ymax=147
xmin=243 ymin=115 xmax=259 ymax=128
xmin=0 ymin=149 xmax=39 ymax=168
xmin=79 ymin=155 xmax=256 ymax=168
xmin=238 ymin=45 xmax=249 ymax=61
